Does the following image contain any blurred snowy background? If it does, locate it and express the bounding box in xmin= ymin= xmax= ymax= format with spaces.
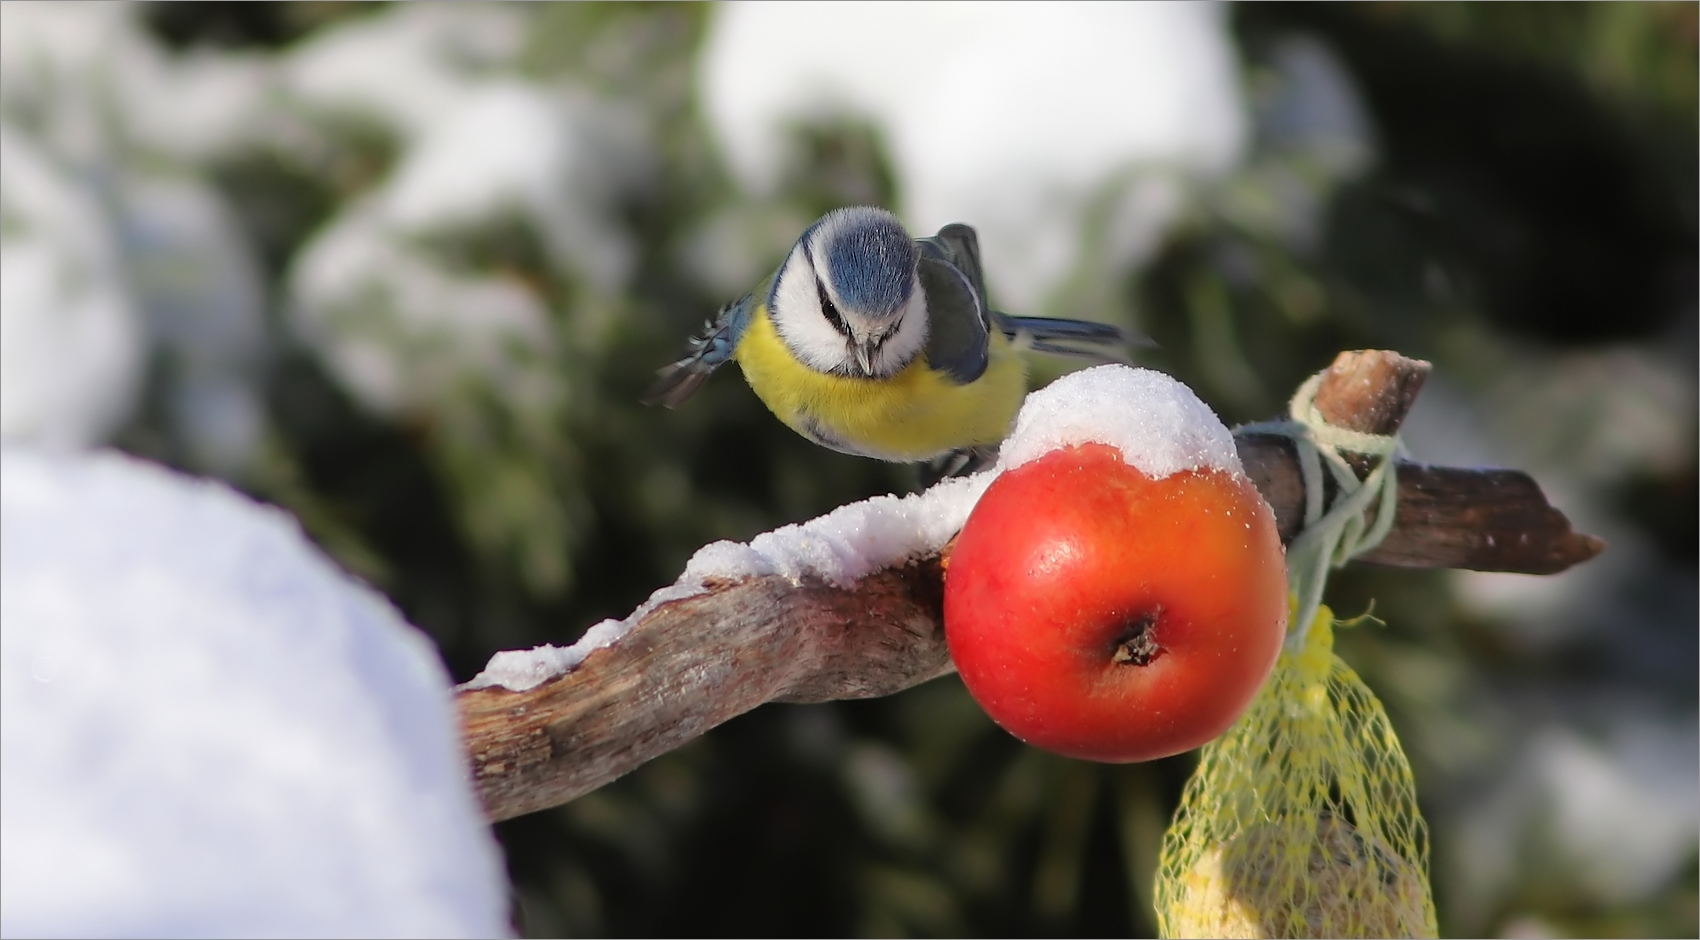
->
xmin=1 ymin=2 xmax=1693 ymax=936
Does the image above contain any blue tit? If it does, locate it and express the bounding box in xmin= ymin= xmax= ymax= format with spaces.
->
xmin=644 ymin=206 xmax=1136 ymax=466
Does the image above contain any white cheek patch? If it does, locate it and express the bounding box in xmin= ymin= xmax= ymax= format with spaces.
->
xmin=771 ymin=246 xmax=855 ymax=373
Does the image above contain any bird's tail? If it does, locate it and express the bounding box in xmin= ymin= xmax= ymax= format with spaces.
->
xmin=641 ymin=355 xmax=716 ymax=409
xmin=996 ymin=315 xmax=1151 ymax=363
xmin=640 ymin=306 xmax=740 ymax=409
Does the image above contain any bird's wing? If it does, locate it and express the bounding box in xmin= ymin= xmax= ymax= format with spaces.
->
xmin=915 ymin=240 xmax=991 ymax=385
xmin=994 ymin=314 xmax=1153 ymax=363
xmin=927 ymin=223 xmax=992 ymax=316
xmin=641 ymin=295 xmax=754 ymax=409
xmin=925 ymin=221 xmax=1146 ymax=368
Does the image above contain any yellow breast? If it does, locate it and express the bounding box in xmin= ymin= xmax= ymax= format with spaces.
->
xmin=732 ymin=302 xmax=1028 ymax=462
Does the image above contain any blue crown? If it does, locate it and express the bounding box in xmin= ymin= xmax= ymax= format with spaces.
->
xmin=815 ymin=208 xmax=917 ymax=317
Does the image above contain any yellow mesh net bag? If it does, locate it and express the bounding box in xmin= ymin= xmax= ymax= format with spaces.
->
xmin=1154 ymin=605 xmax=1437 ymax=938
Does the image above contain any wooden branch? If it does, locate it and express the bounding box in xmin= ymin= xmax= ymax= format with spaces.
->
xmin=1235 ymin=350 xmax=1604 ymax=574
xmin=460 ymin=562 xmax=952 ymax=821
xmin=458 ymin=350 xmax=1604 ymax=822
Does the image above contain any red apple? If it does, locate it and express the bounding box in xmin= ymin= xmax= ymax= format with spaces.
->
xmin=944 ymin=442 xmax=1287 ymax=762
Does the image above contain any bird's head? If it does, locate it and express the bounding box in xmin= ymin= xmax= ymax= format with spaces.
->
xmin=769 ymin=206 xmax=928 ymax=378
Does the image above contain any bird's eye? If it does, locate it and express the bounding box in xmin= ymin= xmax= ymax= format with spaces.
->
xmin=815 ymin=278 xmax=851 ymax=337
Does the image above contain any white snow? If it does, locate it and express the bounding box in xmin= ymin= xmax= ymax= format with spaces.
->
xmin=467 ymin=365 xmax=1237 ymax=692
xmin=283 ymin=6 xmax=651 ymax=420
xmin=0 ymin=4 xmax=274 ymax=468
xmin=690 ymin=472 xmax=996 ymax=587
xmin=0 ymin=2 xmax=143 ymax=165
xmin=0 ymin=125 xmax=145 ymax=450
xmin=462 ymin=611 xmax=669 ymax=694
xmin=288 ymin=195 xmax=563 ymax=418
xmin=0 ymin=127 xmax=269 ymax=469
xmin=999 ymin=364 xmax=1243 ymax=479
xmin=699 ymin=1 xmax=1248 ymax=312
xmin=125 ymin=49 xmax=276 ymax=166
xmin=0 ymin=449 xmax=509 ymax=938
xmin=462 ymin=474 xmax=995 ymax=693
xmin=281 ymin=3 xmax=529 ymax=144
xmin=0 ymin=2 xmax=272 ymax=168
xmin=385 ymin=81 xmax=587 ymax=235
xmin=383 ymin=81 xmax=644 ymax=295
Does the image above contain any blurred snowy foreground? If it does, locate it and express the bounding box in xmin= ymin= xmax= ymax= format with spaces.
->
xmin=0 ymin=449 xmax=509 ymax=938
xmin=468 ymin=365 xmax=1239 ymax=693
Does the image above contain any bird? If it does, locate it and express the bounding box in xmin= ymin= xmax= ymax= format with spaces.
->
xmin=643 ymin=206 xmax=1136 ymax=471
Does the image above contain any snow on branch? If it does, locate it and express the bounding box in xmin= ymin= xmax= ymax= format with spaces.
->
xmin=457 ymin=351 xmax=1604 ymax=822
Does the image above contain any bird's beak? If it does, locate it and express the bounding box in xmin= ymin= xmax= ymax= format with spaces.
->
xmin=854 ymin=341 xmax=876 ymax=376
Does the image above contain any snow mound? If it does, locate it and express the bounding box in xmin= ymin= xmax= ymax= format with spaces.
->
xmin=0 ymin=449 xmax=508 ymax=938
xmin=999 ymin=364 xmax=1242 ymax=479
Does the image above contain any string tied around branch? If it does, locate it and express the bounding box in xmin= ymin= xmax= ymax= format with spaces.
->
xmin=1236 ymin=372 xmax=1402 ymax=650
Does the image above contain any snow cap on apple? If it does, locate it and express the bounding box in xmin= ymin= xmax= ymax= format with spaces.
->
xmin=997 ymin=363 xmax=1244 ymax=480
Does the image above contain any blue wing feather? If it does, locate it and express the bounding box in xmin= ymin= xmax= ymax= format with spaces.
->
xmin=994 ymin=313 xmax=1148 ymax=363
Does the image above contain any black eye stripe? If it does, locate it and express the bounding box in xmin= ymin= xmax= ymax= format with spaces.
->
xmin=816 ymin=278 xmax=852 ymax=338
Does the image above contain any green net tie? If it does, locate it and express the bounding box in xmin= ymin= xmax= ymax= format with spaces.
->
xmin=1237 ymin=372 xmax=1402 ymax=650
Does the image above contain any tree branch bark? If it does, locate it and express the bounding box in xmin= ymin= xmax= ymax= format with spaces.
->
xmin=1237 ymin=350 xmax=1603 ymax=574
xmin=458 ymin=350 xmax=1605 ymax=822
